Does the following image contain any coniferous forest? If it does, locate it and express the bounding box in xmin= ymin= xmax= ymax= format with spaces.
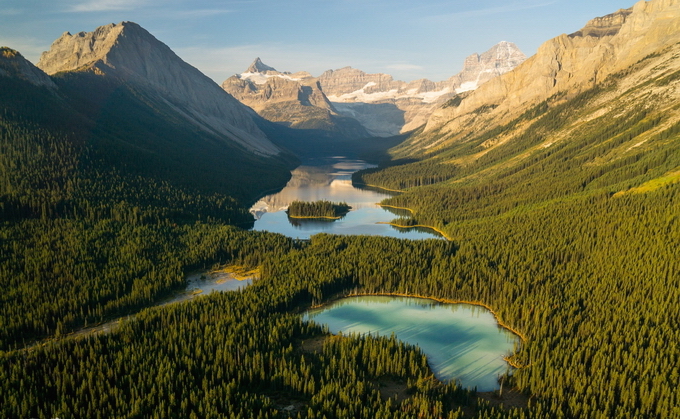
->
xmin=287 ymin=200 xmax=351 ymax=219
xmin=1 ymin=26 xmax=680 ymax=419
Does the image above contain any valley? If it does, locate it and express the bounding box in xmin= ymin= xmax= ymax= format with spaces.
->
xmin=1 ymin=0 xmax=680 ymax=418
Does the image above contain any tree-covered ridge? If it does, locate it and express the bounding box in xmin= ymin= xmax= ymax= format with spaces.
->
xmin=287 ymin=200 xmax=351 ymax=219
xmin=0 ymin=70 xmax=296 ymax=350
xmin=343 ymin=48 xmax=680 ymax=417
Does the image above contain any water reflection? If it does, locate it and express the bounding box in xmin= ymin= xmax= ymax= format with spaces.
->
xmin=304 ymin=296 xmax=519 ymax=391
xmin=250 ymin=157 xmax=442 ymax=240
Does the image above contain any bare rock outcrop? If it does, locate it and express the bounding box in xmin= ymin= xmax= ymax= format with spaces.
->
xmin=450 ymin=41 xmax=527 ymax=93
xmin=222 ymin=59 xmax=369 ymax=138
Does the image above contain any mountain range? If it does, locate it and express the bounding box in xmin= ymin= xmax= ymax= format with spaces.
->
xmin=2 ymin=0 xmax=680 ymax=417
xmin=223 ymin=42 xmax=526 ymax=138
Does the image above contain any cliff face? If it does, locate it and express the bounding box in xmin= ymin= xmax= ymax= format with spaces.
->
xmin=421 ymin=0 xmax=680 ymax=147
xmin=37 ymin=22 xmax=280 ymax=156
xmin=569 ymin=8 xmax=633 ymax=38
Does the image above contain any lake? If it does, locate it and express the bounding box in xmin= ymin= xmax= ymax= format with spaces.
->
xmin=249 ymin=157 xmax=441 ymax=239
xmin=304 ymin=296 xmax=520 ymax=391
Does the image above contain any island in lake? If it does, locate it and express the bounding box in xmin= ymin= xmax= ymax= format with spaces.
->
xmin=287 ymin=200 xmax=352 ymax=219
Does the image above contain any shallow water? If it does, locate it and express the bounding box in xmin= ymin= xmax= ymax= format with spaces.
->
xmin=249 ymin=157 xmax=441 ymax=240
xmin=162 ymin=271 xmax=253 ymax=305
xmin=304 ymin=296 xmax=520 ymax=391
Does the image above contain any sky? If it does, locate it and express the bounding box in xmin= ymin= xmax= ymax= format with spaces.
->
xmin=1 ymin=0 xmax=639 ymax=84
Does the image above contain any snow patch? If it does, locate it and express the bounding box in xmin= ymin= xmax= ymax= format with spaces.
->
xmin=327 ymin=88 xmax=400 ymax=103
xmin=417 ymin=87 xmax=452 ymax=103
xmin=328 ymin=86 xmax=451 ymax=104
xmin=241 ymin=72 xmax=302 ymax=85
xmin=456 ymin=81 xmax=479 ymax=93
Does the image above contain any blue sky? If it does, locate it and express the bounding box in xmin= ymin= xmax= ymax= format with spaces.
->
xmin=1 ymin=0 xmax=637 ymax=83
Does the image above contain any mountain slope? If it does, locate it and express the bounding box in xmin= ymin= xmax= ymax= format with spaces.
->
xmin=352 ymin=1 xmax=680 ymax=417
xmin=404 ymin=0 xmax=680 ymax=155
xmin=321 ymin=42 xmax=526 ymax=136
xmin=38 ymin=21 xmax=280 ymax=156
xmin=0 ymin=27 xmax=295 ymax=350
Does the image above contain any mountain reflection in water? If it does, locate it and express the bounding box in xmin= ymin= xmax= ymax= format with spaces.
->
xmin=249 ymin=157 xmax=442 ymax=240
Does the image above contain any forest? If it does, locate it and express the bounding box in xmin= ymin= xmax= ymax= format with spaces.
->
xmin=1 ymin=43 xmax=680 ymax=419
xmin=287 ymin=200 xmax=351 ymax=219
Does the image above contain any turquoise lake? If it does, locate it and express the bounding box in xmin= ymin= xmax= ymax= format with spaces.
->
xmin=249 ymin=157 xmax=441 ymax=240
xmin=304 ymin=296 xmax=520 ymax=391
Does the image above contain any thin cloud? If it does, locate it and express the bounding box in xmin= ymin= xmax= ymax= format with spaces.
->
xmin=0 ymin=9 xmax=22 ymax=16
xmin=175 ymin=43 xmax=380 ymax=83
xmin=421 ymin=1 xmax=558 ymax=23
xmin=175 ymin=43 xmax=436 ymax=84
xmin=70 ymin=0 xmax=149 ymax=12
xmin=0 ymin=36 xmax=50 ymax=64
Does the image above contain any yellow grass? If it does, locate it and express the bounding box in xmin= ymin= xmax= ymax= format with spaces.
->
xmin=613 ymin=169 xmax=680 ymax=197
xmin=361 ymin=183 xmax=405 ymax=193
xmin=211 ymin=264 xmax=260 ymax=281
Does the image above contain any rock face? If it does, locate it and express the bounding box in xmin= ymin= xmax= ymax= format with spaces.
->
xmin=419 ymin=0 xmax=680 ymax=148
xmin=450 ymin=41 xmax=527 ymax=93
xmin=224 ymin=42 xmax=525 ymax=138
xmin=569 ymin=8 xmax=633 ymax=38
xmin=0 ymin=47 xmax=56 ymax=89
xmin=222 ymin=59 xmax=369 ymax=139
xmin=37 ymin=22 xmax=280 ymax=156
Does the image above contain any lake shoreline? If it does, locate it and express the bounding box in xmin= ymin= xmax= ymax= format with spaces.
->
xmin=305 ymin=293 xmax=524 ymax=390
xmin=377 ymin=204 xmax=453 ymax=241
xmin=344 ymin=291 xmax=527 ymax=344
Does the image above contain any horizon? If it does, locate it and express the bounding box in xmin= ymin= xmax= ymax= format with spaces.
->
xmin=2 ymin=0 xmax=637 ymax=84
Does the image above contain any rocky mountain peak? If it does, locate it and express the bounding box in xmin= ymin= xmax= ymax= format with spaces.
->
xmin=246 ymin=58 xmax=277 ymax=74
xmin=37 ymin=21 xmax=149 ymax=76
xmin=452 ymin=41 xmax=527 ymax=93
xmin=0 ymin=47 xmax=56 ymax=89
xmin=37 ymin=22 xmax=281 ymax=156
xmin=423 ymin=0 xmax=680 ymax=144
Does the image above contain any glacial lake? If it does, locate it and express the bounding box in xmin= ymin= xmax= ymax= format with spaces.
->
xmin=249 ymin=157 xmax=441 ymax=240
xmin=304 ymin=296 xmax=520 ymax=391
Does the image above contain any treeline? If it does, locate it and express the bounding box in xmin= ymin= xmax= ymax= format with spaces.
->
xmin=354 ymin=160 xmax=459 ymax=191
xmin=287 ymin=200 xmax=351 ymax=219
